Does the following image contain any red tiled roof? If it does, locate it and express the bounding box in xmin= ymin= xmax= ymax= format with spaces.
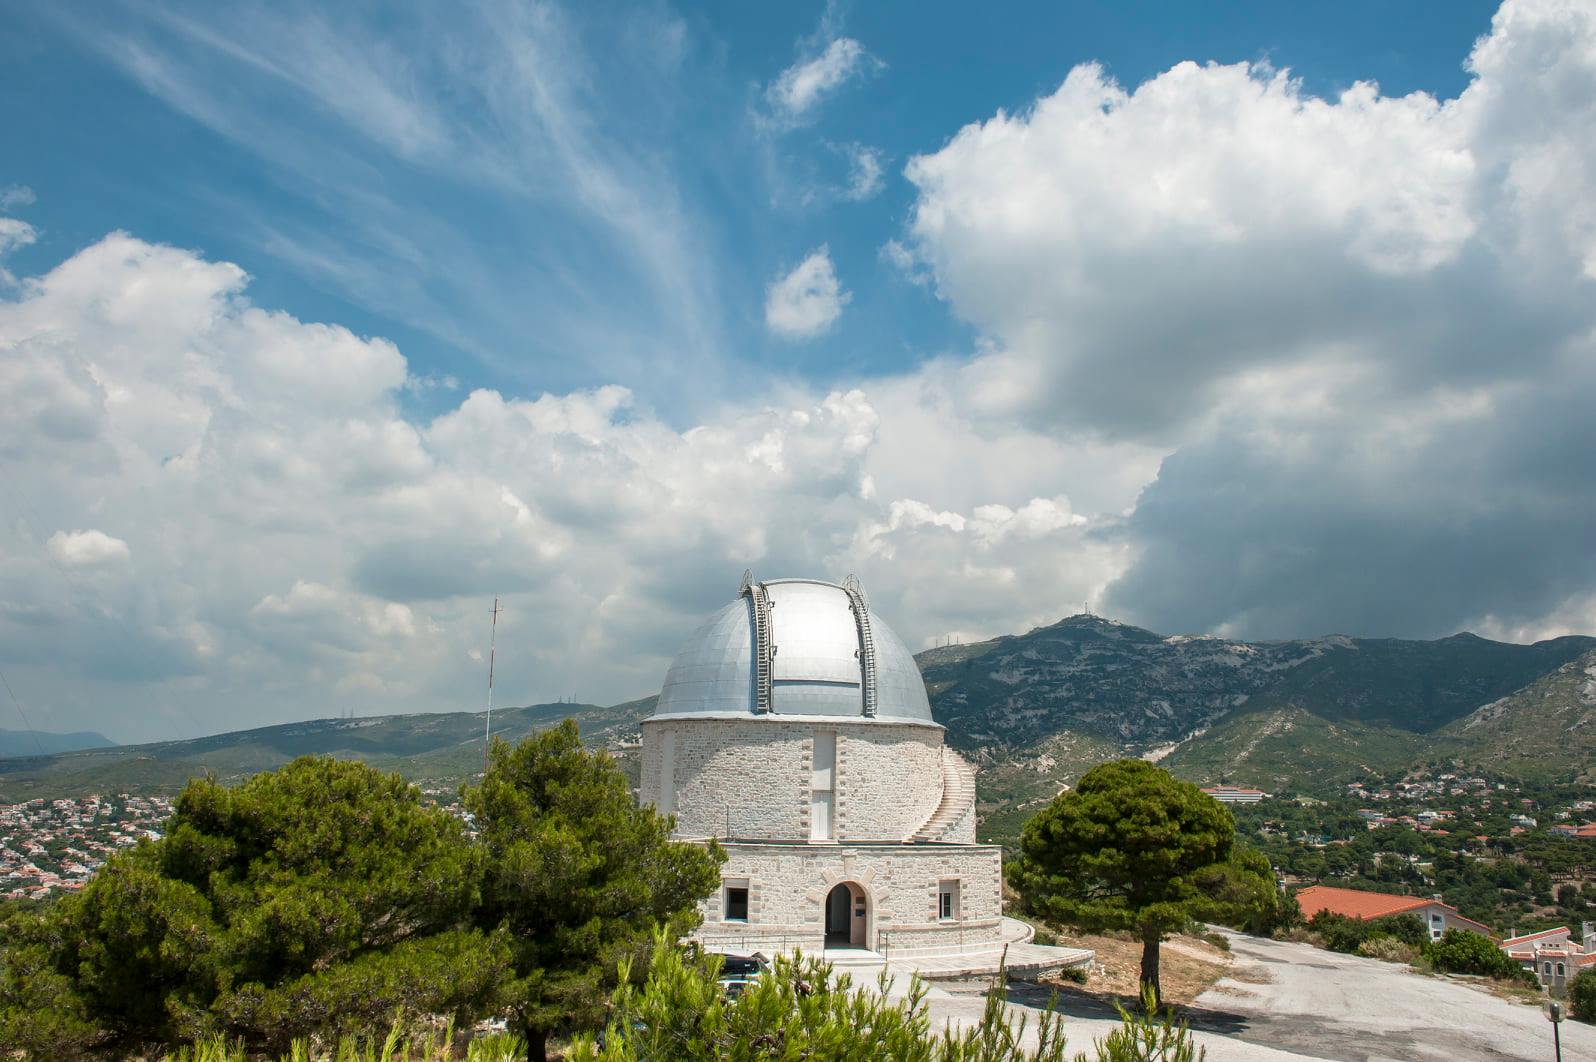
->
xmin=1503 ymin=927 xmax=1572 ymax=947
xmin=1295 ymin=885 xmax=1493 ymax=935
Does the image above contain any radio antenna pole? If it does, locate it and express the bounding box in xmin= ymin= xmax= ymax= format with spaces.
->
xmin=484 ymin=595 xmax=502 ymax=775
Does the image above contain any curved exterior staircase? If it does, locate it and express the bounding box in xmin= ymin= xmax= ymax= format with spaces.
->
xmin=910 ymin=746 xmax=977 ymax=842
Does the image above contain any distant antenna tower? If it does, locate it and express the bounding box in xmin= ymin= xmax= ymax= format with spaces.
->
xmin=484 ymin=596 xmax=502 ymax=773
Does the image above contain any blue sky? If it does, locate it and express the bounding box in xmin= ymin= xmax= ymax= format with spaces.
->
xmin=4 ymin=1 xmax=1498 ymax=416
xmin=4 ymin=0 xmax=1594 ymax=741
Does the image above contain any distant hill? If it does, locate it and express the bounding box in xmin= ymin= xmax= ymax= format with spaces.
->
xmin=0 ymin=728 xmax=115 ymax=758
xmin=5 ymin=614 xmax=1593 ymax=817
xmin=1439 ymin=648 xmax=1596 ymax=781
xmin=0 ymin=701 xmax=649 ymax=803
xmin=921 ymin=614 xmax=1594 ymax=749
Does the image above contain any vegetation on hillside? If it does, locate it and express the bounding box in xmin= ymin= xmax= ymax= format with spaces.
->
xmin=1234 ymin=782 xmax=1596 ymax=936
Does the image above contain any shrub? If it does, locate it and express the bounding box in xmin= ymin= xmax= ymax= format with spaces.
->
xmin=569 ymin=935 xmax=1205 ymax=1061
xmin=1569 ymin=969 xmax=1596 ymax=1023
xmin=1357 ymin=937 xmax=1418 ymax=964
xmin=1422 ymin=930 xmax=1535 ymax=984
xmin=1307 ymin=912 xmax=1371 ymax=954
xmin=1369 ymin=914 xmax=1427 ymax=947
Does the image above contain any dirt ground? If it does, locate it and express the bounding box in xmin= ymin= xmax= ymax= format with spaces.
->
xmin=1040 ymin=930 xmax=1238 ymax=1005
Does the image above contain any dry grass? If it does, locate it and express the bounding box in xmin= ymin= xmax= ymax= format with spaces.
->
xmin=1039 ymin=930 xmax=1236 ymax=1006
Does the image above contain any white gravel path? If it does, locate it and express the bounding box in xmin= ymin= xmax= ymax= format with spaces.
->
xmin=907 ymin=930 xmax=1596 ymax=1062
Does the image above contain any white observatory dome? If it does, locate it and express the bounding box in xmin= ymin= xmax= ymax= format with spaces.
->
xmin=652 ymin=576 xmax=933 ymax=723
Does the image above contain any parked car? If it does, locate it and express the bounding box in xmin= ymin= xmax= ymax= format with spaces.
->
xmin=712 ymin=951 xmax=771 ymax=997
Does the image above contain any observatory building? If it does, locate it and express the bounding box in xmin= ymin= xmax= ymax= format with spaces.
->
xmin=641 ymin=574 xmax=1004 ymax=956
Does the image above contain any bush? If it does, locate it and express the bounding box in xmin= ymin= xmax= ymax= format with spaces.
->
xmin=1369 ymin=914 xmax=1427 ymax=947
xmin=1422 ymin=930 xmax=1535 ymax=984
xmin=1308 ymin=912 xmax=1371 ymax=954
xmin=570 ymin=936 xmax=1204 ymax=1061
xmin=1569 ymin=969 xmax=1596 ymax=1023
xmin=1357 ymin=937 xmax=1418 ymax=964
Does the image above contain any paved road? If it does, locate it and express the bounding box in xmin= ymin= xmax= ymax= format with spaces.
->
xmin=916 ymin=930 xmax=1596 ymax=1062
xmin=1184 ymin=931 xmax=1596 ymax=1062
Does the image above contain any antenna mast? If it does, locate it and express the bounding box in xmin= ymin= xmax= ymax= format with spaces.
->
xmin=484 ymin=596 xmax=502 ymax=774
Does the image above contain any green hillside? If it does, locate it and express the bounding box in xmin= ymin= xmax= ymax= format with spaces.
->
xmin=1158 ymin=706 xmax=1439 ymax=793
xmin=0 ymin=699 xmax=650 ymax=803
xmin=1438 ymin=648 xmax=1596 ymax=781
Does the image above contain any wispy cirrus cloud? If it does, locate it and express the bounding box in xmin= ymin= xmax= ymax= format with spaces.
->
xmin=42 ymin=1 xmax=729 ymax=403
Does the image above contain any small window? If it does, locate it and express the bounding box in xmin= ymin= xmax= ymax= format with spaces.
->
xmin=725 ymin=886 xmax=749 ymax=922
xmin=938 ymin=879 xmax=960 ymax=921
xmin=1545 ymin=962 xmax=1554 ymax=975
xmin=1557 ymin=963 xmax=1566 ymax=977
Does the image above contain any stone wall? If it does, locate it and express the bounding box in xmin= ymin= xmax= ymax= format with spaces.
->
xmin=693 ymin=841 xmax=1004 ymax=955
xmin=642 ymin=717 xmax=945 ymax=842
xmin=835 ymin=725 xmax=944 ymax=841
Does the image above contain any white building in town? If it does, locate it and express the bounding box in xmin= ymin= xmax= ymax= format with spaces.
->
xmin=640 ymin=574 xmax=1004 ymax=957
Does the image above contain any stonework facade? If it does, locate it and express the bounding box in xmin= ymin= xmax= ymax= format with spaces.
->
xmin=641 ymin=575 xmax=1005 ymax=957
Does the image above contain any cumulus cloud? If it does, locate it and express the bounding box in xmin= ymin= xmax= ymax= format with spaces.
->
xmin=765 ymin=247 xmax=850 ymax=338
xmin=0 ymin=233 xmax=1116 ymax=739
xmin=898 ymin=0 xmax=1596 ymax=640
xmin=765 ymin=37 xmax=878 ymax=126
xmin=46 ymin=530 xmax=131 ymax=568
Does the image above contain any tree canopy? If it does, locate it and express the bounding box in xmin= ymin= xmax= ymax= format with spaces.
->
xmin=464 ymin=720 xmax=723 ymax=1062
xmin=1007 ymin=759 xmax=1273 ymax=1003
xmin=3 ymin=757 xmax=509 ymax=1054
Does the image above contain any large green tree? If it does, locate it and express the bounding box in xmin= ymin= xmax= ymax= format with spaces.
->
xmin=464 ymin=720 xmax=723 ymax=1062
xmin=10 ymin=757 xmax=508 ymax=1052
xmin=1007 ymin=759 xmax=1272 ymax=1004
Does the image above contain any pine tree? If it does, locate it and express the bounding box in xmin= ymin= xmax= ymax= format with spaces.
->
xmin=1007 ymin=759 xmax=1270 ymax=1005
xmin=464 ymin=720 xmax=723 ymax=1062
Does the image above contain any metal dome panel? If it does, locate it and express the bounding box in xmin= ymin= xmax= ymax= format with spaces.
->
xmin=652 ymin=576 xmax=934 ymax=723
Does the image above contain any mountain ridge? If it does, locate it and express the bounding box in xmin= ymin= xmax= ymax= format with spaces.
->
xmin=3 ymin=616 xmax=1591 ymax=806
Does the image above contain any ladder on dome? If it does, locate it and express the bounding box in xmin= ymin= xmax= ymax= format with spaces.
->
xmin=842 ymin=575 xmax=878 ymax=718
xmin=740 ymin=570 xmax=775 ymax=714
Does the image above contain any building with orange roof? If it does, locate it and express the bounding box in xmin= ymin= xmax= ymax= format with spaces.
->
xmin=1501 ymin=923 xmax=1596 ymax=992
xmin=1295 ymin=884 xmax=1491 ymax=941
xmin=1200 ymin=785 xmax=1268 ymax=804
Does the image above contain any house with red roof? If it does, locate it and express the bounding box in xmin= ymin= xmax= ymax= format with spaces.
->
xmin=1501 ymin=923 xmax=1596 ymax=993
xmin=1200 ymin=785 xmax=1268 ymax=805
xmin=1295 ymin=884 xmax=1491 ymax=941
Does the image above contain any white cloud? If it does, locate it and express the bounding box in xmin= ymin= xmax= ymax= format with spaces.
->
xmin=46 ymin=530 xmax=131 ymax=568
xmin=0 ymin=217 xmax=37 ymax=287
xmin=896 ymin=0 xmax=1596 ymax=640
xmin=765 ymin=247 xmax=850 ymax=338
xmin=840 ymin=142 xmax=885 ymax=200
xmin=0 ymin=186 xmax=34 ymax=210
xmin=1 ymin=233 xmax=1120 ymax=738
xmin=765 ymin=37 xmax=877 ymax=125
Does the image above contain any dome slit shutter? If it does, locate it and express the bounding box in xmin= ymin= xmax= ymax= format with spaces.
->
xmin=741 ymin=571 xmax=775 ymax=714
xmin=842 ymin=576 xmax=878 ymax=718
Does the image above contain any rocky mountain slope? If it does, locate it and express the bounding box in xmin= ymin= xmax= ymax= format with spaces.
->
xmin=4 ymin=615 xmax=1591 ymax=810
xmin=922 ymin=615 xmax=1593 ymax=749
xmin=1440 ymin=647 xmax=1596 ymax=780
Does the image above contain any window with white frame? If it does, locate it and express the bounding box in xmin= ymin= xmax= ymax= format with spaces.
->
xmin=938 ymin=879 xmax=960 ymax=921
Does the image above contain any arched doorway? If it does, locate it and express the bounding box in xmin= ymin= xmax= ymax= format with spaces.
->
xmin=824 ymin=882 xmax=867 ymax=948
